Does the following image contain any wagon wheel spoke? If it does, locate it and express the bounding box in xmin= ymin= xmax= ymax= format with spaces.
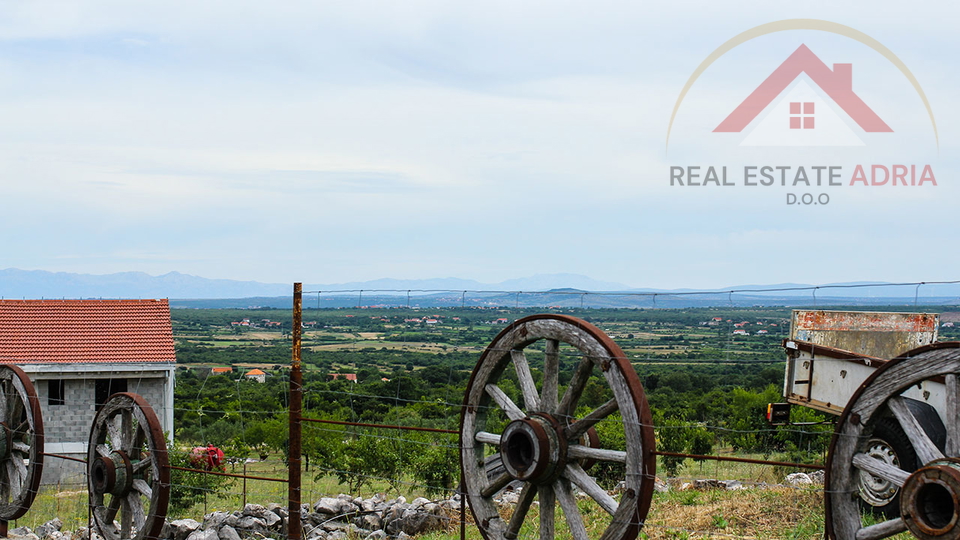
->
xmin=3 ymin=461 xmax=15 ymax=501
xmin=568 ymin=444 xmax=626 ymax=463
xmin=97 ymin=443 xmax=112 ymax=457
xmin=855 ymin=517 xmax=907 ymax=540
xmin=121 ymin=493 xmax=133 ymax=538
xmin=129 ymin=491 xmax=147 ymax=531
xmin=887 ymin=396 xmax=943 ymax=464
xmin=563 ymin=462 xmax=619 ymax=515
xmin=132 ymin=479 xmax=153 ymax=500
xmin=475 ymin=432 xmax=502 ymax=446
xmin=133 ymin=457 xmax=152 ymax=474
xmin=539 ymin=485 xmax=555 ymax=539
xmin=565 ymin=398 xmax=618 ymax=441
xmin=510 ymin=350 xmax=541 ymax=412
xmin=481 ymin=471 xmax=513 ymax=498
xmin=946 ymin=373 xmax=960 ymax=456
xmin=7 ymin=388 xmax=23 ymax=428
xmin=852 ymin=453 xmax=909 ymax=487
xmin=554 ymin=479 xmax=589 ymax=540
xmin=485 ymin=384 xmax=525 ymax=421
xmin=104 ymin=494 xmax=122 ymax=526
xmin=557 ymin=357 xmax=594 ymax=420
xmin=107 ymin=415 xmax=123 ymax=449
xmin=503 ymin=485 xmax=536 ymax=540
xmin=120 ymin=409 xmax=134 ymax=450
xmin=541 ymin=339 xmax=560 ymax=414
xmin=0 ymin=381 xmax=8 ymax=424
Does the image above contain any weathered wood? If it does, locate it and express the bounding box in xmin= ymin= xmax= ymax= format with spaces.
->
xmin=554 ymin=479 xmax=589 ymax=540
xmin=946 ymin=373 xmax=959 ymax=456
xmin=511 ymin=350 xmax=541 ymax=412
xmin=475 ymin=431 xmax=502 ymax=445
xmin=564 ymin=462 xmax=619 ymax=515
xmin=557 ymin=357 xmax=595 ymax=419
xmin=568 ymin=445 xmax=627 ymax=463
xmin=888 ymin=396 xmax=943 ymax=464
xmin=0 ymin=366 xmax=43 ymax=521
xmin=854 ymin=517 xmax=907 ymax=540
xmin=542 ymin=339 xmax=560 ymax=414
xmin=132 ymin=479 xmax=153 ymax=500
xmin=481 ymin=472 xmax=513 ymax=498
xmin=852 ymin=453 xmax=908 ymax=487
xmin=539 ymin=485 xmax=556 ymax=540
xmin=565 ymin=398 xmax=618 ymax=441
xmin=484 ymin=384 xmax=525 ymax=421
xmin=504 ymin=486 xmax=536 ymax=540
xmin=460 ymin=315 xmax=652 ymax=540
xmin=826 ymin=347 xmax=960 ymax=540
xmin=89 ymin=393 xmax=169 ymax=540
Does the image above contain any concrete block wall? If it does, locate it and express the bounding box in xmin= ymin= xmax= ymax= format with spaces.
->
xmin=30 ymin=375 xmax=168 ymax=484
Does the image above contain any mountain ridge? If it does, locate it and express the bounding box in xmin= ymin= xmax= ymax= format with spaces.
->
xmin=1 ymin=268 xmax=956 ymax=304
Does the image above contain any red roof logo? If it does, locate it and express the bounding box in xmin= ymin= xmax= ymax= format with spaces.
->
xmin=714 ymin=44 xmax=892 ymax=134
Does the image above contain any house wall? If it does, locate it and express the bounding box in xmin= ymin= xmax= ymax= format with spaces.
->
xmin=18 ymin=364 xmax=175 ymax=484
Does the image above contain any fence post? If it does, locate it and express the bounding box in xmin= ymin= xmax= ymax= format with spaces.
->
xmin=289 ymin=282 xmax=303 ymax=540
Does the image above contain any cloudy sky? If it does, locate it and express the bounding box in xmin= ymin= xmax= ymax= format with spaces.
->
xmin=1 ymin=1 xmax=957 ymax=289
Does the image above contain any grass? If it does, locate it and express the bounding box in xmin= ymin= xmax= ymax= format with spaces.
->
xmin=10 ymin=454 xmax=902 ymax=540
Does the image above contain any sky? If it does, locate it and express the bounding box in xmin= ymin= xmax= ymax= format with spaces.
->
xmin=1 ymin=1 xmax=958 ymax=289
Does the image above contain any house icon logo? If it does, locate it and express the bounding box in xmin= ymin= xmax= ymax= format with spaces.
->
xmin=715 ymin=44 xmax=891 ymax=146
xmin=665 ymin=19 xmax=938 ymax=152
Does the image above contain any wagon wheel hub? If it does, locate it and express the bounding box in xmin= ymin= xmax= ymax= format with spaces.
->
xmin=501 ymin=414 xmax=567 ymax=484
xmin=901 ymin=458 xmax=960 ymax=539
xmin=92 ymin=450 xmax=134 ymax=496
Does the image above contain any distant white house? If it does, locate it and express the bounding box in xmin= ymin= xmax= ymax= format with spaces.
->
xmin=245 ymin=368 xmax=266 ymax=383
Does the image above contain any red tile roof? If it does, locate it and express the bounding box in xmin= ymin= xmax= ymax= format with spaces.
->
xmin=0 ymin=299 xmax=175 ymax=364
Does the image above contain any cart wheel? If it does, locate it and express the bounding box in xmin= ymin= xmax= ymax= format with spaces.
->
xmin=88 ymin=393 xmax=169 ymax=540
xmin=460 ymin=314 xmax=655 ymax=540
xmin=826 ymin=343 xmax=960 ymax=539
xmin=0 ymin=365 xmax=43 ymax=520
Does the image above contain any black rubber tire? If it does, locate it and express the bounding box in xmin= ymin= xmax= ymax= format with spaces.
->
xmin=857 ymin=417 xmax=916 ymax=517
xmin=856 ymin=398 xmax=944 ymax=518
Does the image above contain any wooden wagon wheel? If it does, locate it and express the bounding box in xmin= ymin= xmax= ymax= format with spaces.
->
xmin=0 ymin=365 xmax=43 ymax=520
xmin=826 ymin=343 xmax=960 ymax=540
xmin=88 ymin=393 xmax=169 ymax=540
xmin=460 ymin=314 xmax=655 ymax=540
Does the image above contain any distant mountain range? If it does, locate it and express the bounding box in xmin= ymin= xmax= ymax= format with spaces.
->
xmin=1 ymin=268 xmax=958 ymax=309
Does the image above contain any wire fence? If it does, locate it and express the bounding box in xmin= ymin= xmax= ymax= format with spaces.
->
xmin=7 ymin=281 xmax=958 ymax=539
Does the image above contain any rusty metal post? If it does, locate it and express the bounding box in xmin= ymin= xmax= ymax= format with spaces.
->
xmin=1 ymin=520 xmax=7 ymax=538
xmin=288 ymin=283 xmax=303 ymax=540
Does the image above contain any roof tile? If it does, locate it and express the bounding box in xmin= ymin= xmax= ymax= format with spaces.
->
xmin=0 ymin=299 xmax=175 ymax=364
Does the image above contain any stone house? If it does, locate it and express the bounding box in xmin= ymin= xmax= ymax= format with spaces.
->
xmin=0 ymin=299 xmax=176 ymax=483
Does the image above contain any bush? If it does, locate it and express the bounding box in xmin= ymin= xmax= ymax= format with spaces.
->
xmin=167 ymin=448 xmax=234 ymax=515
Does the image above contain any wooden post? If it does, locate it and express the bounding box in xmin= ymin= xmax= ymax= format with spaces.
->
xmin=288 ymin=283 xmax=303 ymax=540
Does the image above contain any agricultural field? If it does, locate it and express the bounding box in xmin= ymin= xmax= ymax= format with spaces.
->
xmin=153 ymin=305 xmax=960 ymax=539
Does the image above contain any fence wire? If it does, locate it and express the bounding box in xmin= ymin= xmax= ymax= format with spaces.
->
xmin=9 ymin=288 xmax=958 ymax=540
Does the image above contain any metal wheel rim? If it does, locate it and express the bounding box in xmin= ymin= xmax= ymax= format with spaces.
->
xmin=858 ymin=438 xmax=901 ymax=507
xmin=0 ymin=365 xmax=44 ymax=520
xmin=88 ymin=392 xmax=169 ymax=540
xmin=460 ymin=314 xmax=655 ymax=540
xmin=826 ymin=342 xmax=960 ymax=540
